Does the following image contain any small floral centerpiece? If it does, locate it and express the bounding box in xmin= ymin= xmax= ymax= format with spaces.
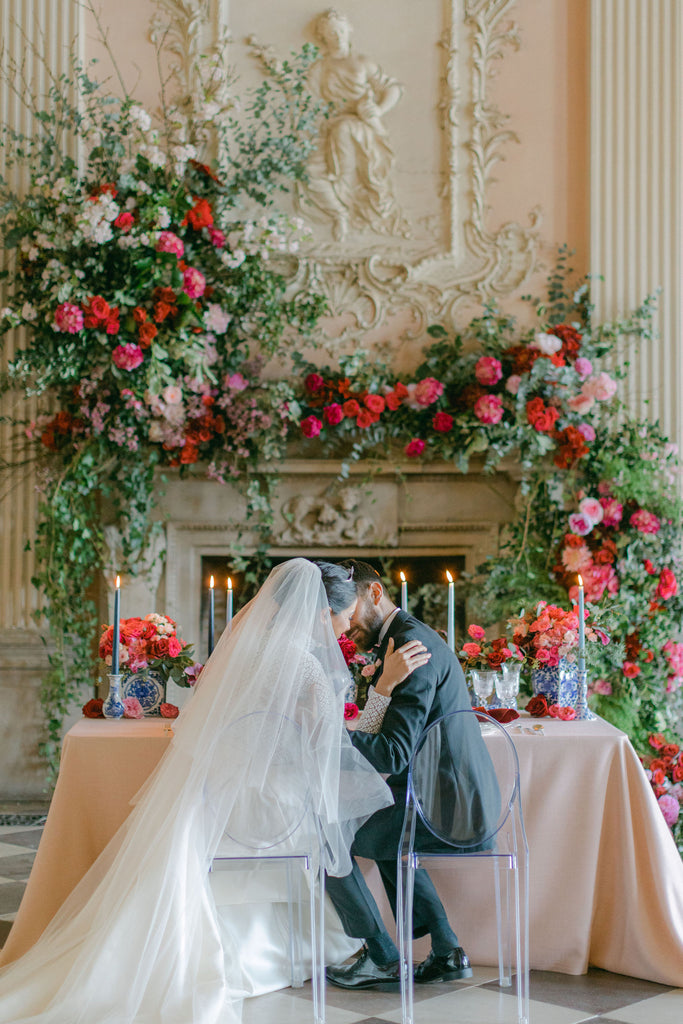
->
xmin=642 ymin=733 xmax=683 ymax=854
xmin=98 ymin=613 xmax=200 ymax=715
xmin=338 ymin=633 xmax=374 ymax=720
xmin=458 ymin=623 xmax=521 ymax=670
xmin=507 ymin=601 xmax=608 ymax=670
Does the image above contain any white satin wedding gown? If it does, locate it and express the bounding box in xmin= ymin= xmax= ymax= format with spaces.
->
xmin=0 ymin=559 xmax=392 ymax=1023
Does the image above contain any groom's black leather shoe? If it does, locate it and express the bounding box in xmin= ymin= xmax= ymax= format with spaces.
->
xmin=326 ymin=946 xmax=400 ymax=990
xmin=414 ymin=946 xmax=473 ymax=982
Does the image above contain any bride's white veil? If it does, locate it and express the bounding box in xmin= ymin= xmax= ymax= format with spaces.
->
xmin=0 ymin=558 xmax=392 ymax=1024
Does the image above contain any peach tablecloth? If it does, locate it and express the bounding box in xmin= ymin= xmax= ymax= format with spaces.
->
xmin=2 ymin=716 xmax=682 ymax=985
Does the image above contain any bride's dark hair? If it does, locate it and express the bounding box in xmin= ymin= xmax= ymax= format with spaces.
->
xmin=314 ymin=559 xmax=358 ymax=612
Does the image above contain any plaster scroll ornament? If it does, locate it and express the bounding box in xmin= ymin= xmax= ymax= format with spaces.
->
xmin=279 ymin=485 xmax=379 ymax=546
xmin=302 ymin=8 xmax=409 ymax=242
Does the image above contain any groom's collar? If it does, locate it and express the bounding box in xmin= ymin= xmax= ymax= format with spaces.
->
xmin=377 ymin=607 xmax=400 ymax=646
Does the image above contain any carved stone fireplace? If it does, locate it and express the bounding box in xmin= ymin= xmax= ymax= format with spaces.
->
xmin=157 ymin=458 xmax=519 ymax=702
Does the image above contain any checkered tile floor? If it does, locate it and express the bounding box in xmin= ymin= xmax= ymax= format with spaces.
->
xmin=1 ymin=819 xmax=682 ymax=1023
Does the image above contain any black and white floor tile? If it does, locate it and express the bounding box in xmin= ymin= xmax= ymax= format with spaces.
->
xmin=1 ymin=819 xmax=681 ymax=1023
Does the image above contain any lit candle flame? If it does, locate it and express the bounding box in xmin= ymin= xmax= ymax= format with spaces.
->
xmin=115 ymin=575 xmax=120 ymax=589
xmin=400 ymin=571 xmax=406 ymax=583
xmin=446 ymin=570 xmax=453 ymax=584
xmin=577 ymin=574 xmax=583 ymax=587
xmin=227 ymin=577 xmax=232 ymax=591
xmin=210 ymin=575 xmax=215 ymax=589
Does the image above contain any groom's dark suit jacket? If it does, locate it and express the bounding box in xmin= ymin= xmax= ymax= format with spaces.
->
xmin=350 ymin=610 xmax=499 ymax=860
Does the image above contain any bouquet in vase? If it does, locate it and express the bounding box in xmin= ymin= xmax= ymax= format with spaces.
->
xmin=99 ymin=613 xmax=201 ymax=688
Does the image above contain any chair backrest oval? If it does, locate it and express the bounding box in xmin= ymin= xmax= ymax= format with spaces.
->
xmin=219 ymin=711 xmax=311 ymax=852
xmin=409 ymin=709 xmax=520 ymax=850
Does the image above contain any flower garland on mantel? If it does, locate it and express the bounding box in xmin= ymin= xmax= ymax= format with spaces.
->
xmin=0 ymin=32 xmax=681 ymax=802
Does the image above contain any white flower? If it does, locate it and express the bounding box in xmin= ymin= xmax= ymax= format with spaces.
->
xmin=162 ymin=385 xmax=183 ymax=406
xmin=203 ymin=303 xmax=231 ymax=334
xmin=21 ymin=302 xmax=37 ymax=321
xmin=129 ymin=104 xmax=152 ymax=132
xmin=156 ymin=208 xmax=171 ymax=229
xmin=145 ymin=147 xmax=166 ymax=168
xmin=531 ymin=332 xmax=563 ymax=356
xmin=137 ymin=181 xmax=152 ymax=195
xmin=148 ymin=421 xmax=164 ymax=442
xmin=222 ymin=248 xmax=246 ymax=269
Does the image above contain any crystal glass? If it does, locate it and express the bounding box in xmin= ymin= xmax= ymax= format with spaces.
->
xmin=496 ymin=662 xmax=521 ymax=709
xmin=471 ymin=669 xmax=498 ymax=709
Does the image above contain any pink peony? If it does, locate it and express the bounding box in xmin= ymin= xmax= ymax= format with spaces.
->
xmin=122 ymin=697 xmax=144 ymax=719
xmin=584 ymin=371 xmax=618 ymax=402
xmin=323 ymin=403 xmax=344 ymax=425
xmin=226 ymin=373 xmax=247 ymax=391
xmin=301 ymin=415 xmax=322 ymax=438
xmin=182 ymin=266 xmax=206 ymax=299
xmin=474 ymin=356 xmax=503 ymax=386
xmin=405 ymin=438 xmax=426 ymax=458
xmin=505 ymin=374 xmax=522 ymax=395
xmin=568 ymin=512 xmax=593 ymax=536
xmin=413 ymin=377 xmax=444 ymax=406
xmin=574 ymin=356 xmax=593 ymax=380
xmin=568 ymin=392 xmax=595 ymax=416
xmin=600 ymin=497 xmax=623 ymax=528
xmin=208 ymin=226 xmax=226 ymax=248
xmin=658 ymin=793 xmax=680 ymax=828
xmin=630 ymin=509 xmax=661 ymax=534
xmin=474 ymin=393 xmax=503 ymax=424
xmin=467 ymin=624 xmax=486 ymax=641
xmin=561 ymin=544 xmax=592 ymax=573
xmin=579 ymin=497 xmax=603 ymax=525
xmin=156 ymin=231 xmax=184 ymax=257
xmin=592 ymin=679 xmax=613 ymax=696
xmin=577 ymin=423 xmax=596 ymax=443
xmin=112 ymin=343 xmax=144 ymax=371
xmin=54 ymin=302 xmax=84 ymax=333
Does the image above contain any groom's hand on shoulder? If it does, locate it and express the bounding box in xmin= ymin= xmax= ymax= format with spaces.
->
xmin=374 ymin=637 xmax=431 ymax=696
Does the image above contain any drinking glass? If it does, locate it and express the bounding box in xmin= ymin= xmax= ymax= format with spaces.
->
xmin=470 ymin=669 xmax=497 ymax=709
xmin=495 ymin=661 xmax=521 ymax=709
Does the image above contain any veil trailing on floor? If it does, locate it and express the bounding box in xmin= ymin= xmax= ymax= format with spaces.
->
xmin=0 ymin=558 xmax=392 ymax=1023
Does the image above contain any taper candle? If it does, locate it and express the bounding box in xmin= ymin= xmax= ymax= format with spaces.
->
xmin=446 ymin=570 xmax=455 ymax=652
xmin=209 ymin=575 xmax=215 ymax=656
xmin=226 ymin=577 xmax=233 ymax=629
xmin=577 ymin=573 xmax=585 ymax=673
xmin=400 ymin=571 xmax=408 ymax=612
xmin=112 ymin=575 xmax=121 ymax=674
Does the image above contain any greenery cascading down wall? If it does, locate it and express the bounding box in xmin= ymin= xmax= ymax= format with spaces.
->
xmin=0 ymin=25 xmax=681 ymax=852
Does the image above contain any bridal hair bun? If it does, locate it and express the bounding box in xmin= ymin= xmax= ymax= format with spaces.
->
xmin=313 ymin=559 xmax=358 ymax=613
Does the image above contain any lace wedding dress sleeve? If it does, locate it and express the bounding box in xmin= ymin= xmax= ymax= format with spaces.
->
xmin=354 ymin=685 xmax=391 ymax=734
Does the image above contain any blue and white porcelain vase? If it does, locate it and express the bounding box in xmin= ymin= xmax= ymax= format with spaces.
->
xmin=121 ymin=668 xmax=167 ymax=716
xmin=531 ymin=658 xmax=579 ymax=706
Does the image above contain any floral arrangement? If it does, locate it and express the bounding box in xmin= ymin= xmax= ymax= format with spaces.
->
xmin=506 ymin=601 xmax=608 ymax=671
xmin=642 ymin=733 xmax=683 ymax=853
xmin=524 ymin=694 xmax=576 ymax=721
xmin=98 ymin=613 xmax=199 ymax=688
xmin=338 ymin=633 xmax=374 ymax=718
xmin=458 ymin=623 xmax=520 ymax=670
xmin=82 ymin=696 xmax=179 ymax=719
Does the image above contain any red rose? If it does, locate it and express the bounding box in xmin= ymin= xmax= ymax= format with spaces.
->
xmin=486 ymin=651 xmax=505 ymax=669
xmin=651 ymin=768 xmax=667 ymax=786
xmin=656 ymin=568 xmax=678 ymax=600
xmin=133 ymin=306 xmax=147 ymax=324
xmin=136 ymin=322 xmax=157 ymax=348
xmin=525 ymin=694 xmax=549 ymax=717
xmin=323 ymin=403 xmax=344 ymax=425
xmin=153 ymin=301 xmax=175 ymax=323
xmin=344 ymin=703 xmax=359 ymax=720
xmin=342 ymin=399 xmax=360 ymax=417
xmin=305 ymin=373 xmax=325 ymax=393
xmin=364 ymin=393 xmax=385 ymax=414
xmin=83 ymin=698 xmax=104 ymax=718
xmin=622 ymin=661 xmax=641 ymax=678
xmin=114 ymin=211 xmax=134 ymax=231
xmin=179 ymin=444 xmax=199 ymax=464
xmin=105 ymin=311 xmax=120 ymax=335
xmin=432 ymin=411 xmax=454 ymax=433
xmin=160 ymin=702 xmax=180 ymax=718
xmin=662 ymin=743 xmax=680 ymax=760
xmin=356 ymin=409 xmax=378 ymax=429
xmin=526 ymin=397 xmax=559 ymax=433
xmin=405 ymin=438 xmax=425 ymax=458
xmin=182 ymin=197 xmax=214 ymax=230
xmin=301 ymin=415 xmax=322 ymax=438
xmin=649 ymin=733 xmax=666 ymax=749
xmin=461 ymin=642 xmax=482 ymax=658
xmin=338 ymin=634 xmax=357 ymax=665
xmin=672 ymin=762 xmax=683 ymax=783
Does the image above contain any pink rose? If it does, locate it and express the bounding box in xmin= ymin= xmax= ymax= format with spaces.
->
xmin=54 ymin=302 xmax=84 ymax=333
xmin=474 ymin=394 xmax=503 ymax=424
xmin=344 ymin=703 xmax=359 ymax=721
xmin=208 ymin=227 xmax=226 ymax=248
xmin=182 ymin=266 xmax=206 ymax=299
xmin=505 ymin=374 xmax=522 ymax=395
xmin=577 ymin=423 xmax=596 ymax=442
xmin=656 ymin=568 xmax=678 ymax=600
xmin=630 ymin=509 xmax=661 ymax=534
xmin=592 ymin=679 xmax=613 ymax=696
xmin=461 ymin=642 xmax=482 ymax=658
xmin=643 ymin=559 xmax=657 ymax=575
xmin=404 ymin=438 xmax=426 ymax=458
xmin=167 ymin=637 xmax=183 ymax=658
xmin=323 ymin=403 xmax=344 ymax=425
xmin=579 ymin=497 xmax=603 ymax=525
xmin=568 ymin=392 xmax=595 ymax=415
xmin=574 ymin=356 xmax=593 ymax=379
xmin=122 ymin=697 xmax=144 ymax=719
xmin=305 ymin=373 xmax=324 ymax=393
xmin=226 ymin=373 xmax=247 ymax=391
xmin=114 ymin=211 xmax=134 ymax=232
xmin=414 ymin=377 xmax=444 ymax=406
xmin=567 ymin=512 xmax=593 ymax=536
xmin=600 ymin=497 xmax=623 ymax=528
xmin=156 ymin=231 xmax=184 ymax=257
xmin=432 ymin=411 xmax=454 ymax=433
xmin=364 ymin=394 xmax=386 ymax=414
xmin=474 ymin=356 xmax=503 ymax=386
xmin=584 ymin=371 xmax=618 ymax=402
xmin=658 ymin=793 xmax=680 ymax=828
xmin=112 ymin=343 xmax=144 ymax=371
xmin=467 ymin=624 xmax=486 ymax=641
xmin=548 ymin=705 xmax=576 ymax=721
xmin=301 ymin=415 xmax=322 ymax=438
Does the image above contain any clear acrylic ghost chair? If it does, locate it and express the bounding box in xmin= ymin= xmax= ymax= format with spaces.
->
xmin=396 ymin=709 xmax=529 ymax=1024
xmin=210 ymin=712 xmax=326 ymax=1024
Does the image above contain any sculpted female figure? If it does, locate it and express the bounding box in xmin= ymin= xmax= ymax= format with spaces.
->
xmin=304 ymin=9 xmax=405 ymax=241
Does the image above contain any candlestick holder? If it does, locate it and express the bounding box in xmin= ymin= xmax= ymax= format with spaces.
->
xmin=574 ymin=669 xmax=598 ymax=721
xmin=103 ymin=673 xmax=125 ymax=718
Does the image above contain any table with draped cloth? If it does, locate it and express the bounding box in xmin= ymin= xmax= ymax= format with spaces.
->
xmin=2 ymin=715 xmax=682 ymax=986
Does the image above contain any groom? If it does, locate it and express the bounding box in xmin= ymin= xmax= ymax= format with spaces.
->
xmin=325 ymin=559 xmax=499 ymax=990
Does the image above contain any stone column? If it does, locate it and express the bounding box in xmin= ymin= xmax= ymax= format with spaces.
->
xmin=590 ymin=0 xmax=683 ymax=449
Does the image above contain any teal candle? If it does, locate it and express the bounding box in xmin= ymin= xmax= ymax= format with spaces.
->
xmin=446 ymin=570 xmax=455 ymax=652
xmin=112 ymin=575 xmax=121 ymax=675
xmin=577 ymin=573 xmax=585 ymax=673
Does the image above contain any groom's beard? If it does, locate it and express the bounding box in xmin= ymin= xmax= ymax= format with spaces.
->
xmin=348 ymin=603 xmax=385 ymax=652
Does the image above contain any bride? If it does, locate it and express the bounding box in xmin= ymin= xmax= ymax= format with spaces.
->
xmin=0 ymin=558 xmax=426 ymax=1023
